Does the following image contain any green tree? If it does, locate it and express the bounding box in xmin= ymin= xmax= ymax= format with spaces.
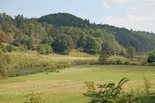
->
xmin=41 ymin=36 xmax=53 ymax=45
xmin=52 ymin=34 xmax=74 ymax=54
xmin=79 ymin=35 xmax=101 ymax=54
xmin=127 ymin=47 xmax=136 ymax=58
xmin=98 ymin=51 xmax=109 ymax=64
xmin=38 ymin=44 xmax=52 ymax=55
xmin=147 ymin=52 xmax=155 ymax=63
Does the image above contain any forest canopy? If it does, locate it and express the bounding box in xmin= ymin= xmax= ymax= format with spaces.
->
xmin=0 ymin=13 xmax=155 ymax=55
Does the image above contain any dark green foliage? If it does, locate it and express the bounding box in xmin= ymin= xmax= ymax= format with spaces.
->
xmin=147 ymin=52 xmax=155 ymax=63
xmin=38 ymin=44 xmax=52 ymax=55
xmin=99 ymin=25 xmax=155 ymax=52
xmin=41 ymin=36 xmax=53 ymax=45
xmin=0 ymin=13 xmax=155 ymax=54
xmin=38 ymin=13 xmax=90 ymax=28
xmin=79 ymin=35 xmax=101 ymax=54
xmin=52 ymin=34 xmax=74 ymax=54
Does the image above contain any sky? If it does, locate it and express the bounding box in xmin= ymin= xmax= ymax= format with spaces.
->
xmin=0 ymin=0 xmax=155 ymax=32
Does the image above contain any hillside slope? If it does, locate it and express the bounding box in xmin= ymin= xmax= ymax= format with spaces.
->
xmin=38 ymin=13 xmax=155 ymax=52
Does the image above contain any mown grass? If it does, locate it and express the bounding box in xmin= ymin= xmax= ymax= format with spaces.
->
xmin=0 ymin=65 xmax=155 ymax=103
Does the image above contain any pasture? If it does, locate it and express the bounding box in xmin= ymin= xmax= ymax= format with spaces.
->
xmin=0 ymin=65 xmax=155 ymax=103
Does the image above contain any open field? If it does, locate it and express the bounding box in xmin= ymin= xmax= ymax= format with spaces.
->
xmin=0 ymin=65 xmax=155 ymax=103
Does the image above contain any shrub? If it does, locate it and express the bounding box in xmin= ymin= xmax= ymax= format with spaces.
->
xmin=6 ymin=44 xmax=16 ymax=52
xmin=2 ymin=45 xmax=7 ymax=52
xmin=98 ymin=52 xmax=109 ymax=64
xmin=84 ymin=78 xmax=151 ymax=103
xmin=147 ymin=52 xmax=155 ymax=63
xmin=1 ymin=44 xmax=15 ymax=52
xmin=84 ymin=78 xmax=129 ymax=103
xmin=38 ymin=44 xmax=52 ymax=55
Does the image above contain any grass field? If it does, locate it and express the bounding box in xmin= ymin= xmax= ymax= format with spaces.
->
xmin=0 ymin=65 xmax=155 ymax=103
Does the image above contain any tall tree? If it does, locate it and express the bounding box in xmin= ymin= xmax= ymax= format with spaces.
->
xmin=52 ymin=34 xmax=74 ymax=54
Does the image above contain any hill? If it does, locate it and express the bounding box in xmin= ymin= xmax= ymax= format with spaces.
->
xmin=38 ymin=13 xmax=155 ymax=52
xmin=98 ymin=24 xmax=155 ymax=52
xmin=0 ymin=12 xmax=155 ymax=55
xmin=38 ymin=13 xmax=91 ymax=28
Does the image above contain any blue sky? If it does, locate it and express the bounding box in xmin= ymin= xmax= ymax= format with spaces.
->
xmin=0 ymin=0 xmax=155 ymax=32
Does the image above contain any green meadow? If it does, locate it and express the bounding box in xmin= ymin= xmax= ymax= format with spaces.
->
xmin=0 ymin=65 xmax=155 ymax=103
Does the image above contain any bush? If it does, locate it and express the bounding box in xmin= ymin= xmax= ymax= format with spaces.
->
xmin=1 ymin=45 xmax=7 ymax=52
xmin=0 ymin=44 xmax=15 ymax=52
xmin=84 ymin=78 xmax=151 ymax=103
xmin=147 ymin=52 xmax=155 ymax=63
xmin=38 ymin=44 xmax=53 ymax=55
xmin=6 ymin=44 xmax=16 ymax=52
xmin=98 ymin=52 xmax=109 ymax=64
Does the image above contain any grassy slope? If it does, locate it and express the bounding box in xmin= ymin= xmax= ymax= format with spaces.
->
xmin=0 ymin=65 xmax=155 ymax=103
xmin=6 ymin=50 xmax=97 ymax=67
xmin=1 ymin=50 xmax=97 ymax=77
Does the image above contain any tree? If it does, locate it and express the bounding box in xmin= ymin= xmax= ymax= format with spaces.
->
xmin=79 ymin=35 xmax=101 ymax=54
xmin=102 ymin=39 xmax=121 ymax=55
xmin=127 ymin=47 xmax=136 ymax=58
xmin=41 ymin=36 xmax=53 ymax=45
xmin=147 ymin=52 xmax=155 ymax=63
xmin=38 ymin=44 xmax=52 ymax=55
xmin=52 ymin=34 xmax=74 ymax=54
xmin=98 ymin=51 xmax=109 ymax=64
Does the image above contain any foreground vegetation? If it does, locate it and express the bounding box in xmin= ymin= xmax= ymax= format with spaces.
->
xmin=0 ymin=65 xmax=155 ymax=103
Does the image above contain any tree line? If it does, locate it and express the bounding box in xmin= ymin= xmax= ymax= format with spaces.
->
xmin=0 ymin=13 xmax=155 ymax=55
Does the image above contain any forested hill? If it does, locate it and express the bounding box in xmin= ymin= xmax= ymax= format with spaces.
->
xmin=0 ymin=13 xmax=155 ymax=55
xmin=38 ymin=13 xmax=91 ymax=28
xmin=38 ymin=13 xmax=155 ymax=52
xmin=97 ymin=25 xmax=155 ymax=52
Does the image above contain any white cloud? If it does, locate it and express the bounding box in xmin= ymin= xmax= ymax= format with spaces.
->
xmin=99 ymin=0 xmax=155 ymax=32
